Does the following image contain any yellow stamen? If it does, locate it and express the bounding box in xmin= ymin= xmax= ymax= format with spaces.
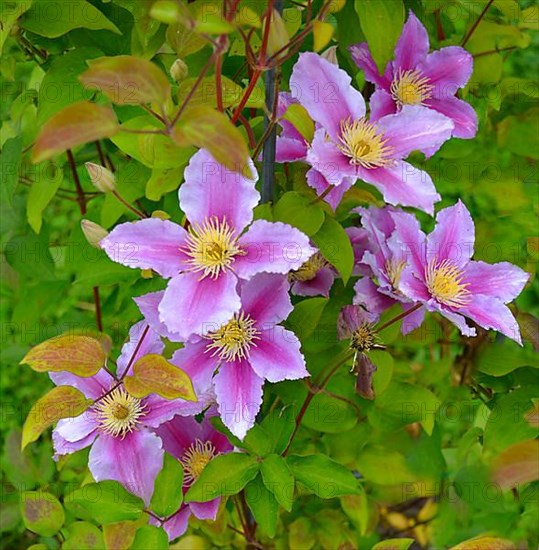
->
xmin=205 ymin=311 xmax=260 ymax=362
xmin=385 ymin=259 xmax=407 ymax=289
xmin=289 ymin=253 xmax=328 ymax=283
xmin=350 ymin=323 xmax=377 ymax=353
xmin=336 ymin=118 xmax=394 ymax=168
xmin=425 ymin=258 xmax=470 ymax=308
xmin=94 ymin=387 xmax=145 ymax=438
xmin=182 ymin=216 xmax=244 ymax=280
xmin=181 ymin=439 xmax=218 ymax=485
xmin=390 ymin=68 xmax=434 ymax=107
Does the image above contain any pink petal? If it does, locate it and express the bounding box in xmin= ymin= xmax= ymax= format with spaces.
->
xmin=213 ymin=360 xmax=263 ymax=440
xmin=179 ymin=149 xmax=259 ymax=233
xmin=278 ymin=92 xmax=306 ymax=142
xmin=348 ymin=43 xmax=392 ymax=89
xmin=89 ymin=430 xmax=164 ymax=506
xmin=435 ymin=305 xmax=477 ymax=338
xmin=158 ymin=506 xmax=191 ymax=541
xmin=143 ymin=393 xmax=205 ymax=428
xmin=190 ymin=498 xmax=220 ymax=520
xmin=290 ymin=52 xmax=366 ymax=141
xmin=100 ymin=219 xmax=188 ymax=278
xmin=55 ymin=413 xmax=98 ymax=443
xmin=52 ymin=428 xmax=98 ymax=458
xmin=345 ymin=226 xmax=372 ymax=276
xmin=369 ymin=89 xmax=397 ymax=122
xmin=421 ymin=46 xmax=473 ymax=89
xmin=358 ymin=161 xmax=440 ymax=215
xmin=155 ymin=415 xmax=201 ymax=459
xmin=463 ymin=261 xmax=529 ymax=303
xmin=387 ymin=210 xmax=427 ymax=274
xmin=377 ymin=105 xmax=454 ymax=158
xmin=158 ymin=271 xmax=241 ymax=340
xmin=240 ymin=273 xmax=293 ymax=324
xmin=49 ymin=369 xmax=113 ymax=400
xmin=353 ymin=277 xmax=395 ymax=316
xmin=291 ymin=267 xmax=335 ymax=298
xmin=117 ymin=321 xmax=164 ymax=378
xmin=306 ymin=168 xmax=355 ymax=210
xmin=394 ymin=11 xmax=429 ymax=71
xmin=426 ymin=200 xmax=474 ymax=269
xmin=134 ymin=291 xmax=182 ymax=342
xmin=397 ymin=268 xmax=431 ymax=303
xmin=424 ymin=96 xmax=478 ymax=139
xmin=400 ymin=303 xmax=426 ymax=335
xmin=249 ymin=327 xmax=309 ymax=383
xmin=276 ymin=136 xmax=308 ymax=163
xmin=235 ymin=220 xmax=316 ymax=279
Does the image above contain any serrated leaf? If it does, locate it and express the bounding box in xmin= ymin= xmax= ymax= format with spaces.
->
xmin=22 ymin=386 xmax=92 ymax=450
xmin=245 ymin=476 xmax=279 ymax=538
xmin=260 ymin=454 xmax=295 ymax=511
xmin=185 ymin=454 xmax=259 ymax=502
xmin=150 ymin=453 xmax=184 ymax=517
xmin=20 ymin=334 xmax=107 ymax=376
xmin=20 ymin=491 xmax=65 ymax=536
xmin=123 ymin=354 xmax=197 ymax=401
xmin=80 ymin=56 xmax=171 ymax=105
xmin=32 ymin=101 xmax=119 ymax=163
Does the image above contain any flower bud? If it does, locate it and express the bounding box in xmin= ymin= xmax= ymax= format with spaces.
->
xmin=85 ymin=162 xmax=116 ymax=193
xmin=170 ymin=58 xmax=188 ymax=83
xmin=321 ymin=45 xmax=338 ymax=66
xmin=81 ymin=220 xmax=108 ymax=248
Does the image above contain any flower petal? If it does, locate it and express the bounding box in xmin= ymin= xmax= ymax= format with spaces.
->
xmin=369 ymin=89 xmax=397 ymax=122
xmin=421 ymin=46 xmax=473 ymax=89
xmin=290 ymin=52 xmax=366 ymax=141
xmin=306 ymin=168 xmax=355 ymax=210
xmin=249 ymin=327 xmax=309 ymax=383
xmin=54 ymin=413 xmax=98 ymax=444
xmin=463 ymin=261 xmax=529 ymax=303
xmin=134 ymin=291 xmax=182 ymax=342
xmin=117 ymin=321 xmax=164 ymax=378
xmin=387 ymin=209 xmax=427 ymax=274
xmin=435 ymin=305 xmax=477 ymax=338
xmin=394 ymin=11 xmax=429 ymax=71
xmin=353 ymin=277 xmax=395 ymax=316
xmin=275 ymin=136 xmax=308 ymax=163
xmin=240 ymin=273 xmax=293 ymax=324
xmin=358 ymin=161 xmax=440 ymax=215
xmin=213 ymin=360 xmax=263 ymax=440
xmin=426 ymin=200 xmax=474 ymax=269
xmin=52 ymin=427 xmax=98 ymax=458
xmin=400 ymin=303 xmax=426 ymax=335
xmin=291 ymin=267 xmax=335 ymax=298
xmin=49 ymin=369 xmax=113 ymax=400
xmin=397 ymin=268 xmax=431 ymax=303
xmin=158 ymin=271 xmax=241 ymax=339
xmin=424 ymin=96 xmax=478 ymax=139
xmin=377 ymin=105 xmax=454 ymax=158
xmin=190 ymin=499 xmax=220 ymax=520
xmin=348 ymin=42 xmax=392 ymax=89
xmin=89 ymin=430 xmax=164 ymax=506
xmin=179 ymin=149 xmax=259 ymax=233
xmin=155 ymin=415 xmax=201 ymax=459
xmin=235 ymin=220 xmax=316 ymax=279
xmin=144 ymin=393 xmax=206 ymax=428
xmin=157 ymin=506 xmax=190 ymax=541
xmin=100 ymin=219 xmax=188 ymax=278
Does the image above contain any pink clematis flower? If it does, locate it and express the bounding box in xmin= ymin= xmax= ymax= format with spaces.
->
xmin=150 ymin=409 xmax=233 ymax=540
xmin=289 ymin=52 xmax=454 ymax=214
xmin=288 ymin=250 xmax=336 ymax=298
xmin=390 ymin=200 xmax=529 ymax=343
xmin=100 ymin=149 xmax=315 ymax=340
xmin=349 ymin=11 xmax=478 ymax=139
xmin=51 ymin=322 xmax=203 ymax=505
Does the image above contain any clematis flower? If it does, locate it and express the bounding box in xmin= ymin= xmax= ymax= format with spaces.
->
xmin=51 ymin=322 xmax=201 ymax=505
xmin=349 ymin=11 xmax=477 ymax=139
xmin=100 ymin=149 xmax=315 ymax=340
xmin=390 ymin=200 xmax=529 ymax=343
xmin=289 ymin=52 xmax=454 ymax=214
xmin=288 ymin=250 xmax=336 ymax=298
xmin=352 ymin=206 xmax=426 ymax=334
xmin=150 ymin=409 xmax=233 ymax=540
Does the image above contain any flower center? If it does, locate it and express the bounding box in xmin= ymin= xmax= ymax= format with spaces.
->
xmin=205 ymin=311 xmax=260 ymax=362
xmin=94 ymin=387 xmax=146 ymax=438
xmin=180 ymin=439 xmax=218 ymax=485
xmin=425 ymin=258 xmax=470 ymax=308
xmin=385 ymin=259 xmax=407 ymax=289
xmin=183 ymin=216 xmax=244 ymax=280
xmin=351 ymin=324 xmax=377 ymax=353
xmin=289 ymin=253 xmax=328 ymax=282
xmin=390 ymin=68 xmax=434 ymax=107
xmin=336 ymin=118 xmax=394 ymax=168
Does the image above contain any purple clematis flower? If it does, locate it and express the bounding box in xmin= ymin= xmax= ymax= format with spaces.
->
xmin=390 ymin=200 xmax=529 ymax=343
xmin=288 ymin=250 xmax=336 ymax=298
xmin=100 ymin=149 xmax=315 ymax=340
xmin=150 ymin=408 xmax=233 ymax=540
xmin=349 ymin=11 xmax=477 ymax=139
xmin=51 ymin=322 xmax=200 ymax=505
xmin=289 ymin=52 xmax=454 ymax=214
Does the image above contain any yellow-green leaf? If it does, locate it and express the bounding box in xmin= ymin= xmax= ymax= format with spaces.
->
xmin=313 ymin=21 xmax=334 ymax=52
xmin=281 ymin=103 xmax=314 ymax=142
xmin=103 ymin=520 xmax=138 ymax=550
xmin=124 ymin=354 xmax=197 ymax=401
xmin=20 ymin=334 xmax=107 ymax=376
xmin=32 ymin=101 xmax=119 ymax=163
xmin=22 ymin=386 xmax=92 ymax=450
xmin=80 ymin=55 xmax=171 ymax=105
xmin=450 ymin=536 xmax=517 ymax=550
xmin=372 ymin=539 xmax=414 ymax=550
xmin=20 ymin=491 xmax=65 ymax=536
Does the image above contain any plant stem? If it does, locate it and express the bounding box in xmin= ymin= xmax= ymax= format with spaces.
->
xmin=112 ymin=190 xmax=146 ymax=219
xmin=376 ymin=303 xmax=423 ymax=332
xmin=93 ymin=287 xmax=103 ymax=332
xmin=461 ymin=0 xmax=494 ymax=47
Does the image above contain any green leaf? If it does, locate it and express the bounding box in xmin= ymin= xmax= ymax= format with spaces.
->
xmin=123 ymin=354 xmax=197 ymax=401
xmin=260 ymin=454 xmax=295 ymax=512
xmin=273 ymin=192 xmax=325 ymax=236
xmin=4 ymin=231 xmax=56 ymax=280
xmin=281 ymin=104 xmax=314 ymax=142
xmin=62 ymin=521 xmax=105 ymax=550
xmin=0 ymin=136 xmax=22 ymax=208
xmin=22 ymin=386 xmax=92 ymax=450
xmin=185 ymin=453 xmax=260 ymax=502
xmin=242 ymin=424 xmax=273 ymax=456
xmin=131 ymin=525 xmax=169 ymax=550
xmin=301 ymin=391 xmax=358 ymax=434
xmin=260 ymin=407 xmax=295 ymax=455
xmin=286 ymin=297 xmax=328 ymax=341
xmin=150 ymin=453 xmax=184 ymax=517
xmin=80 ymin=55 xmax=172 ymax=105
xmin=20 ymin=0 xmax=121 ymax=38
xmin=477 ymin=339 xmax=538 ymax=376
xmin=172 ymin=105 xmax=251 ymax=178
xmin=20 ymin=491 xmax=65 ymax=536
xmin=68 ymin=481 xmax=144 ymax=524
xmin=286 ymin=454 xmax=359 ymax=498
xmin=355 ymin=0 xmax=405 ymax=72
xmin=146 ymin=166 xmax=185 ymax=201
xmin=372 ymin=538 xmax=414 ymax=550
xmin=103 ymin=520 xmax=138 ymax=550
xmin=312 ymin=215 xmax=354 ymax=283
xmin=32 ymin=101 xmax=119 ymax=163
xmin=26 ymin=162 xmax=63 ymax=233
xmin=0 ymin=1 xmax=33 ymax=54
xmin=20 ymin=334 xmax=107 ymax=376
xmin=245 ymin=476 xmax=279 ymax=538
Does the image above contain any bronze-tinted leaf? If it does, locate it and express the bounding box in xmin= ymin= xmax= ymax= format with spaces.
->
xmin=492 ymin=439 xmax=539 ymax=490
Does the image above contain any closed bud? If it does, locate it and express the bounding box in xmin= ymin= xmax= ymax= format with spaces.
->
xmin=85 ymin=162 xmax=116 ymax=193
xmin=321 ymin=45 xmax=338 ymax=65
xmin=170 ymin=58 xmax=188 ymax=83
xmin=81 ymin=220 xmax=108 ymax=248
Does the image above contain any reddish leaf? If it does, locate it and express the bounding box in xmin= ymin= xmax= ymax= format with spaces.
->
xmin=492 ymin=439 xmax=539 ymax=490
xmin=80 ymin=55 xmax=171 ymax=105
xmin=32 ymin=101 xmax=119 ymax=163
